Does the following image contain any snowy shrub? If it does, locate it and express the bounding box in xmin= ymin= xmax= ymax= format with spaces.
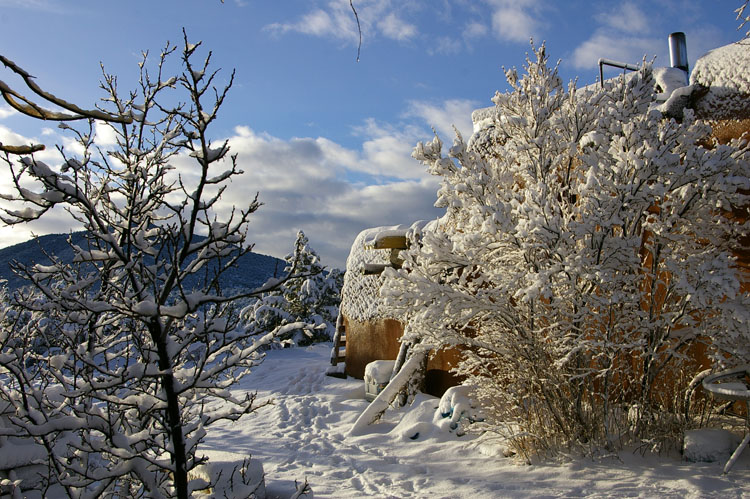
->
xmin=382 ymin=44 xmax=750 ymax=457
xmin=246 ymin=230 xmax=343 ymax=347
xmin=0 ymin=34 xmax=312 ymax=498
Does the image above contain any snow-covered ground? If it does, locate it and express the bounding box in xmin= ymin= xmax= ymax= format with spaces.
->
xmin=202 ymin=343 xmax=750 ymax=498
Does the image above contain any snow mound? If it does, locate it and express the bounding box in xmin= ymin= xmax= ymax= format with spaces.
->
xmin=690 ymin=41 xmax=750 ymax=119
xmin=683 ymin=428 xmax=740 ymax=463
xmin=653 ymin=67 xmax=689 ymax=97
xmin=391 ymin=393 xmax=442 ymax=442
xmin=436 ymin=385 xmax=484 ymax=436
xmin=191 ymin=459 xmax=266 ymax=498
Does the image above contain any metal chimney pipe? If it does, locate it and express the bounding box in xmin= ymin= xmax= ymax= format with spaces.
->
xmin=669 ymin=32 xmax=689 ymax=73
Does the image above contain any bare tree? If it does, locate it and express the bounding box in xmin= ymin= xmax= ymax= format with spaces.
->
xmin=738 ymin=0 xmax=750 ymax=37
xmin=0 ymin=31 xmax=311 ymax=498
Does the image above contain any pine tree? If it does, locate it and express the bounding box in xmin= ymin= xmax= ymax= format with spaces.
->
xmin=248 ymin=231 xmax=343 ymax=347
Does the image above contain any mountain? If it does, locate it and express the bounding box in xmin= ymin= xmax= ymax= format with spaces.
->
xmin=0 ymin=232 xmax=285 ymax=293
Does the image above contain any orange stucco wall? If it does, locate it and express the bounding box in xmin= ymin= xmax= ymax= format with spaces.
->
xmin=342 ymin=315 xmax=463 ymax=396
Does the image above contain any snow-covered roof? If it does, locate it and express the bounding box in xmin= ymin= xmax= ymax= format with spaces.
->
xmin=690 ymin=40 xmax=750 ymax=120
xmin=341 ymin=225 xmax=402 ymax=322
xmin=341 ymin=222 xmax=426 ymax=322
xmin=468 ymin=66 xmax=693 ymax=148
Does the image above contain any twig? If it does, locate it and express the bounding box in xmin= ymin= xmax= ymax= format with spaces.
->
xmin=0 ymin=54 xmax=133 ymax=123
xmin=0 ymin=143 xmax=45 ymax=155
xmin=350 ymin=0 xmax=362 ymax=62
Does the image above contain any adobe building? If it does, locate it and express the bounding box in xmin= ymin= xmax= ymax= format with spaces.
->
xmin=332 ymin=37 xmax=750 ymax=397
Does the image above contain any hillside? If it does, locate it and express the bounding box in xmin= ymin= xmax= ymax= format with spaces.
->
xmin=0 ymin=232 xmax=285 ymax=292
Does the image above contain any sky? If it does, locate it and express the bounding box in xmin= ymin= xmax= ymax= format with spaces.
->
xmin=0 ymin=0 xmax=745 ymax=269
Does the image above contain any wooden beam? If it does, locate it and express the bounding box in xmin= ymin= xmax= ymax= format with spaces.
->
xmin=361 ymin=262 xmax=402 ymax=275
xmin=365 ymin=234 xmax=408 ymax=250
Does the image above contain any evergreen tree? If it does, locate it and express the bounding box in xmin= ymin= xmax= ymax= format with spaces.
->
xmin=248 ymin=231 xmax=343 ymax=347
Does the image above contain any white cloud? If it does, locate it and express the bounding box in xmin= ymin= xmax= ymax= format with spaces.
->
xmin=0 ymin=106 xmax=17 ymax=120
xmin=0 ymin=113 xmax=451 ymax=268
xmin=463 ymin=21 xmax=488 ymax=39
xmin=199 ymin=124 xmax=441 ymax=267
xmin=0 ymin=125 xmax=85 ymax=248
xmin=487 ymin=0 xmax=544 ymax=43
xmin=265 ymin=6 xmax=359 ymax=44
xmin=94 ymin=121 xmax=119 ymax=147
xmin=570 ymin=2 xmax=677 ymax=70
xmin=0 ymin=0 xmax=63 ymax=12
xmin=0 ymin=124 xmax=34 ymax=149
xmin=405 ymin=99 xmax=479 ymax=142
xmin=264 ymin=0 xmax=417 ymax=46
xmin=572 ymin=31 xmax=661 ymax=69
xmin=352 ymin=119 xmax=426 ymax=179
xmin=378 ymin=12 xmax=418 ymax=41
xmin=595 ymin=2 xmax=651 ymax=34
xmin=429 ymin=36 xmax=463 ymax=56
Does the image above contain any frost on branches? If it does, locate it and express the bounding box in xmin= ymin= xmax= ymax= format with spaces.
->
xmin=245 ymin=230 xmax=343 ymax=347
xmin=382 ymin=44 xmax=750 ymax=456
xmin=0 ymin=34 xmax=312 ymax=498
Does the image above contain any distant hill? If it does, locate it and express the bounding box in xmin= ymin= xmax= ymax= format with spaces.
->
xmin=0 ymin=232 xmax=285 ymax=293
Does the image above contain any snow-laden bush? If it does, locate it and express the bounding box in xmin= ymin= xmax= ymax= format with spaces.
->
xmin=0 ymin=34 xmax=312 ymax=498
xmin=382 ymin=44 xmax=750 ymax=457
xmin=246 ymin=230 xmax=343 ymax=347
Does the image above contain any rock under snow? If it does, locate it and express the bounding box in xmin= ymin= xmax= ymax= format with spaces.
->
xmin=436 ymin=385 xmax=483 ymax=436
xmin=683 ymin=428 xmax=740 ymax=463
xmin=191 ymin=458 xmax=266 ymax=498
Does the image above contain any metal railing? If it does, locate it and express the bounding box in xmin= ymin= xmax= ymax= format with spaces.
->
xmin=598 ymin=58 xmax=640 ymax=87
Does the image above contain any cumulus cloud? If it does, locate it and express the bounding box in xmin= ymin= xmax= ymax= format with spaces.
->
xmin=0 ymin=106 xmax=17 ymax=120
xmin=0 ymin=125 xmax=88 ymax=248
xmin=0 ymin=114 xmax=448 ymax=269
xmin=353 ymin=119 xmax=427 ymax=179
xmin=487 ymin=0 xmax=544 ymax=43
xmin=94 ymin=121 xmax=119 ymax=147
xmin=265 ymin=0 xmax=417 ymax=45
xmin=378 ymin=12 xmax=418 ymax=41
xmin=572 ymin=32 xmax=661 ymax=70
xmin=405 ymin=99 xmax=479 ymax=142
xmin=571 ymin=2 xmax=662 ymax=70
xmin=187 ymin=124 xmax=441 ymax=267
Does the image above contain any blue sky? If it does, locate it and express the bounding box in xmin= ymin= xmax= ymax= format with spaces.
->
xmin=0 ymin=0 xmax=744 ymax=268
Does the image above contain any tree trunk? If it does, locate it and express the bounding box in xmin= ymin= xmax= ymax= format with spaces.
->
xmin=152 ymin=322 xmax=189 ymax=499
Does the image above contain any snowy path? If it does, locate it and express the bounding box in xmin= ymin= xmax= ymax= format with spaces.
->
xmin=202 ymin=344 xmax=750 ymax=498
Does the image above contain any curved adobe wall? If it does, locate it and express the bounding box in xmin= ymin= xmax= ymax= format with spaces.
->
xmin=343 ymin=315 xmax=463 ymax=397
